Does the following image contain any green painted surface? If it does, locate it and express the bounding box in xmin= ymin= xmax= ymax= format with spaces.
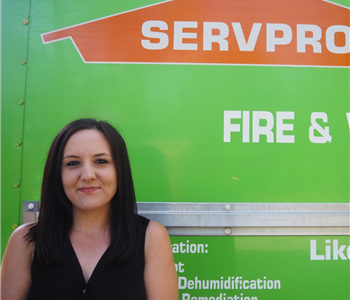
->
xmin=21 ymin=62 xmax=350 ymax=204
xmin=330 ymin=0 xmax=350 ymax=8
xmin=1 ymin=0 xmax=30 ymax=258
xmin=1 ymin=2 xmax=349 ymax=299
xmin=172 ymin=236 xmax=350 ymax=300
xmin=11 ymin=0 xmax=348 ymax=206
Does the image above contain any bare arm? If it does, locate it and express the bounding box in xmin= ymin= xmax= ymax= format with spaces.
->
xmin=144 ymin=221 xmax=178 ymax=300
xmin=1 ymin=224 xmax=34 ymax=300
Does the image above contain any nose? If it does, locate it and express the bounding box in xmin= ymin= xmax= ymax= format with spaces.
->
xmin=81 ymin=164 xmax=96 ymax=182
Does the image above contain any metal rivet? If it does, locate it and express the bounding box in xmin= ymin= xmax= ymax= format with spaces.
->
xmin=14 ymin=181 xmax=21 ymax=188
xmin=225 ymin=204 xmax=231 ymax=211
xmin=18 ymin=99 xmax=25 ymax=105
xmin=21 ymin=59 xmax=27 ymax=65
xmin=23 ymin=19 xmax=29 ymax=25
xmin=28 ymin=203 xmax=35 ymax=210
xmin=224 ymin=227 xmax=232 ymax=235
xmin=12 ymin=224 xmax=19 ymax=230
xmin=16 ymin=139 xmax=23 ymax=146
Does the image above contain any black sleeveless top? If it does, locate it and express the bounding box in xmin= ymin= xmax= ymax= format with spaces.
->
xmin=27 ymin=216 xmax=150 ymax=300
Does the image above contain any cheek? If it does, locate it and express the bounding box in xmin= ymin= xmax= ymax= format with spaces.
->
xmin=109 ymin=176 xmax=118 ymax=192
xmin=61 ymin=170 xmax=76 ymax=191
xmin=61 ymin=171 xmax=68 ymax=187
xmin=108 ymin=173 xmax=118 ymax=194
xmin=61 ymin=172 xmax=77 ymax=202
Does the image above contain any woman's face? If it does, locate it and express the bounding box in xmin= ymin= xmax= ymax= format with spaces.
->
xmin=61 ymin=129 xmax=117 ymax=214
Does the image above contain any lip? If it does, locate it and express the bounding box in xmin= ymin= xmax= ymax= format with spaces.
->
xmin=78 ymin=186 xmax=100 ymax=193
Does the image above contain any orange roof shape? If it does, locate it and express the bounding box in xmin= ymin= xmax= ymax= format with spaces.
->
xmin=41 ymin=0 xmax=350 ymax=67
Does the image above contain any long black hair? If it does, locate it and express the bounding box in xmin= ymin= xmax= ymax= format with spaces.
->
xmin=26 ymin=118 xmax=138 ymax=263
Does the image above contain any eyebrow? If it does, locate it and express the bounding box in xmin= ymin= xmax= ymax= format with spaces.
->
xmin=94 ymin=153 xmax=111 ymax=157
xmin=63 ymin=153 xmax=111 ymax=159
xmin=63 ymin=155 xmax=80 ymax=159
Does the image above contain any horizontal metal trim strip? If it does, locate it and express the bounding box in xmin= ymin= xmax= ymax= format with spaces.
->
xmin=138 ymin=202 xmax=350 ymax=228
xmin=166 ymin=227 xmax=350 ymax=236
xmin=24 ymin=201 xmax=350 ymax=213
xmin=139 ymin=212 xmax=349 ymax=227
xmin=137 ymin=202 xmax=350 ymax=212
xmin=23 ymin=201 xmax=350 ymax=235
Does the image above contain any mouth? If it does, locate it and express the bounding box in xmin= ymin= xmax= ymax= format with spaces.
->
xmin=78 ymin=186 xmax=100 ymax=193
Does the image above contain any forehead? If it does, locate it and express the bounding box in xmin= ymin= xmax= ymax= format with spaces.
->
xmin=64 ymin=129 xmax=111 ymax=155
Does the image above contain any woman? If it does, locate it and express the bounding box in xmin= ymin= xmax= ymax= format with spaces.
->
xmin=1 ymin=119 xmax=178 ymax=300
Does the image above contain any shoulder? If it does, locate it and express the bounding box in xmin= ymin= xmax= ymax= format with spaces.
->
xmin=137 ymin=215 xmax=168 ymax=241
xmin=145 ymin=220 xmax=169 ymax=243
xmin=1 ymin=223 xmax=35 ymax=300
xmin=144 ymin=221 xmax=171 ymax=258
xmin=12 ymin=222 xmax=34 ymax=237
xmin=2 ymin=223 xmax=35 ymax=266
xmin=7 ymin=223 xmax=35 ymax=254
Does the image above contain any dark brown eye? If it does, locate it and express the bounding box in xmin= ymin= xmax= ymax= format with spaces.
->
xmin=66 ymin=161 xmax=80 ymax=166
xmin=95 ymin=159 xmax=108 ymax=164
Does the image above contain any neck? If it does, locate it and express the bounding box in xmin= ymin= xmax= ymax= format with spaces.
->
xmin=71 ymin=208 xmax=111 ymax=235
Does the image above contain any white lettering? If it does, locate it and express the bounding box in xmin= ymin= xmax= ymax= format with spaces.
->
xmin=174 ymin=21 xmax=198 ymax=50
xmin=242 ymin=111 xmax=250 ymax=143
xmin=142 ymin=20 xmax=350 ymax=57
xmin=231 ymin=23 xmax=262 ymax=51
xmin=141 ymin=21 xmax=169 ymax=50
xmin=276 ymin=111 xmax=295 ymax=143
xmin=266 ymin=23 xmax=292 ymax=52
xmin=172 ymin=242 xmax=208 ymax=254
xmin=297 ymin=24 xmax=322 ymax=53
xmin=333 ymin=240 xmax=347 ymax=260
xmin=326 ymin=25 xmax=350 ymax=54
xmin=182 ymin=293 xmax=190 ymax=300
xmin=179 ymin=277 xmax=187 ymax=289
xmin=243 ymin=280 xmax=250 ymax=289
xmin=172 ymin=243 xmax=179 ymax=253
xmin=267 ymin=280 xmax=274 ymax=289
xmin=203 ymin=22 xmax=229 ymax=51
xmin=309 ymin=112 xmax=332 ymax=143
xmin=310 ymin=240 xmax=325 ymax=260
xmin=224 ymin=111 xmax=296 ymax=143
xmin=325 ymin=240 xmax=331 ymax=260
xmin=180 ymin=242 xmax=186 ymax=253
xmin=175 ymin=262 xmax=185 ymax=273
xmin=224 ymin=111 xmax=241 ymax=142
xmin=346 ymin=113 xmax=350 ymax=129
xmin=252 ymin=111 xmax=274 ymax=143
xmin=274 ymin=280 xmax=281 ymax=289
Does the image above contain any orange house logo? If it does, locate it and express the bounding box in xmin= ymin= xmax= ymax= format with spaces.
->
xmin=41 ymin=0 xmax=350 ymax=67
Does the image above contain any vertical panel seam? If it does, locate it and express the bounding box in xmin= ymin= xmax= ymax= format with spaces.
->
xmin=18 ymin=0 xmax=32 ymax=223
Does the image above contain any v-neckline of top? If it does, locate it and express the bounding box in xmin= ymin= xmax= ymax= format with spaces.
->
xmin=67 ymin=237 xmax=111 ymax=285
